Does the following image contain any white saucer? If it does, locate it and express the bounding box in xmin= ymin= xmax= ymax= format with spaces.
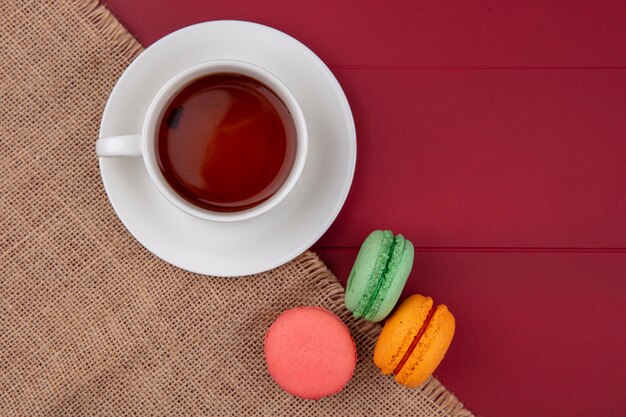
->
xmin=98 ymin=21 xmax=356 ymax=276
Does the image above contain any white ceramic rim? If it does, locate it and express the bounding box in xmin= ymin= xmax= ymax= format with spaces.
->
xmin=142 ymin=59 xmax=308 ymax=222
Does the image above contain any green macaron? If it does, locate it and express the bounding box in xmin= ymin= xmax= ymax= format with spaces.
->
xmin=345 ymin=230 xmax=414 ymax=322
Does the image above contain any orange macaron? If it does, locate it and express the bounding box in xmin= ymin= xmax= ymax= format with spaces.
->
xmin=373 ymin=294 xmax=455 ymax=388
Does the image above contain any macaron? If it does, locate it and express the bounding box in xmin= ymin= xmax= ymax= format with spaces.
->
xmin=374 ymin=294 xmax=455 ymax=388
xmin=264 ymin=306 xmax=357 ymax=400
xmin=345 ymin=230 xmax=414 ymax=322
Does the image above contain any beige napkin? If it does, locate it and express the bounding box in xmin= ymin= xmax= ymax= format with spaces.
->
xmin=0 ymin=0 xmax=473 ymax=415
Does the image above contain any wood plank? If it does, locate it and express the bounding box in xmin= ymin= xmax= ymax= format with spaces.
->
xmin=314 ymin=248 xmax=626 ymax=417
xmin=105 ymin=0 xmax=626 ymax=67
xmin=318 ymin=69 xmax=626 ymax=247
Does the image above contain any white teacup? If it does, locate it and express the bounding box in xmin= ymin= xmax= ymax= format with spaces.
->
xmin=96 ymin=59 xmax=307 ymax=223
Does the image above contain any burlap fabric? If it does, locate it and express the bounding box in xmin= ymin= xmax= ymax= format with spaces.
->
xmin=0 ymin=0 xmax=473 ymax=415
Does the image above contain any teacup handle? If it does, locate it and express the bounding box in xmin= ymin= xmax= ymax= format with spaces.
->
xmin=96 ymin=135 xmax=142 ymax=157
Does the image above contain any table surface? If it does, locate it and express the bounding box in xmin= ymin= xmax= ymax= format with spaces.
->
xmin=102 ymin=1 xmax=626 ymax=415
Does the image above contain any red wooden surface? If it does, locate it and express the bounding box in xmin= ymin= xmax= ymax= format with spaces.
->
xmin=102 ymin=1 xmax=626 ymax=415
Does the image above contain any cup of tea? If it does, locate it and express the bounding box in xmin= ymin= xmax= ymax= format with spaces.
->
xmin=96 ymin=59 xmax=307 ymax=222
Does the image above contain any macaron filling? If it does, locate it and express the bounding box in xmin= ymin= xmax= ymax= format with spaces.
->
xmin=352 ymin=230 xmax=395 ymax=318
xmin=362 ymin=234 xmax=406 ymax=320
xmin=393 ymin=304 xmax=437 ymax=375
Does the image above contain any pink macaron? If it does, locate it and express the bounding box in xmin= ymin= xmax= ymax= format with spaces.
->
xmin=264 ymin=306 xmax=357 ymax=400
